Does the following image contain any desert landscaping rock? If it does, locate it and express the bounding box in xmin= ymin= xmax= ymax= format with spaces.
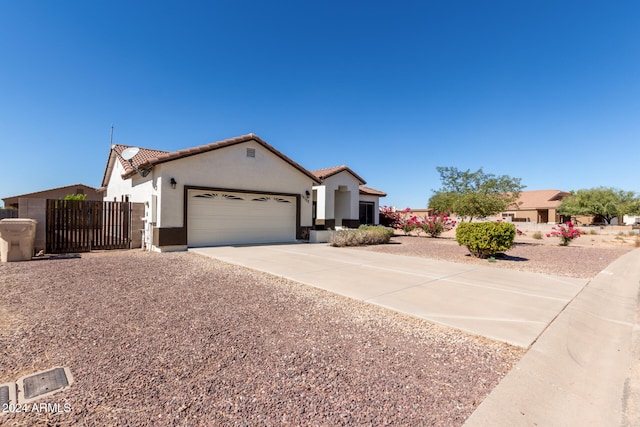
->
xmin=357 ymin=230 xmax=635 ymax=278
xmin=0 ymin=251 xmax=523 ymax=426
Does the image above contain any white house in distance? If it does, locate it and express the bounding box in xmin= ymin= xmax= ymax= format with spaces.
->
xmin=101 ymin=133 xmax=386 ymax=251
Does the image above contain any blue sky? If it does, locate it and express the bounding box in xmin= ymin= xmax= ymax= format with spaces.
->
xmin=1 ymin=1 xmax=638 ymax=208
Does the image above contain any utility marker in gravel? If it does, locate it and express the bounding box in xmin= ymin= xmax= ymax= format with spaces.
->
xmin=192 ymin=243 xmax=588 ymax=348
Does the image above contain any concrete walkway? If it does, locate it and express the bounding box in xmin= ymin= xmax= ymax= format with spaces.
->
xmin=191 ymin=243 xmax=587 ymax=348
xmin=191 ymin=243 xmax=640 ymax=426
xmin=464 ymin=248 xmax=640 ymax=427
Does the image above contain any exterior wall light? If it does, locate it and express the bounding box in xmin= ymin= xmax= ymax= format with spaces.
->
xmin=170 ymin=178 xmax=177 ymax=189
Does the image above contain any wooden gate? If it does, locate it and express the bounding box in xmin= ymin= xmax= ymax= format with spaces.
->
xmin=46 ymin=200 xmax=131 ymax=253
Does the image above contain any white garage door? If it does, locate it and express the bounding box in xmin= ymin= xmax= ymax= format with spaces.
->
xmin=187 ymin=190 xmax=296 ymax=247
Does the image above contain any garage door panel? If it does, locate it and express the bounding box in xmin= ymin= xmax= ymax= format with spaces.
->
xmin=187 ymin=190 xmax=296 ymax=247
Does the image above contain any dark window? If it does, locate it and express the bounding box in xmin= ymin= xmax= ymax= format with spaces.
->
xmin=359 ymin=202 xmax=375 ymax=225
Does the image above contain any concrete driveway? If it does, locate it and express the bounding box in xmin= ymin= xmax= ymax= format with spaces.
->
xmin=191 ymin=243 xmax=587 ymax=348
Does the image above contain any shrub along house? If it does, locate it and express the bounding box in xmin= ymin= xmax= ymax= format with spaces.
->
xmin=101 ymin=134 xmax=386 ymax=251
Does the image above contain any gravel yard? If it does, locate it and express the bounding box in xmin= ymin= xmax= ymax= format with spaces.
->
xmin=1 ymin=250 xmax=523 ymax=426
xmin=356 ymin=230 xmax=636 ymax=278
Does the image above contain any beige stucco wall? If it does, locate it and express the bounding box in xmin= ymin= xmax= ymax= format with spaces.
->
xmin=314 ymin=171 xmax=361 ymax=225
xmin=18 ymin=198 xmax=46 ymax=253
xmin=313 ymin=186 xmax=326 ymax=221
xmin=504 ymin=207 xmax=562 ymax=223
xmin=504 ymin=208 xmax=537 ymax=222
xmin=103 ymin=160 xmax=157 ymax=204
xmin=334 ymin=189 xmax=351 ymax=225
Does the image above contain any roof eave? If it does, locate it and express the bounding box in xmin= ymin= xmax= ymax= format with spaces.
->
xmin=359 ymin=190 xmax=387 ymax=197
xmin=315 ymin=166 xmax=366 ymax=185
xmin=100 ymin=148 xmax=117 ymax=188
xmin=135 ymin=134 xmax=321 ymax=184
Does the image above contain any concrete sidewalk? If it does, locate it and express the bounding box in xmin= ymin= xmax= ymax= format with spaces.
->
xmin=464 ymin=248 xmax=640 ymax=427
xmin=191 ymin=243 xmax=587 ymax=348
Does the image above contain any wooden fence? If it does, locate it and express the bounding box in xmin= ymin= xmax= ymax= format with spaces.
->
xmin=46 ymin=200 xmax=131 ymax=253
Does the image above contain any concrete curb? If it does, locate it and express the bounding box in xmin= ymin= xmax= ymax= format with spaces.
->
xmin=464 ymin=248 xmax=640 ymax=427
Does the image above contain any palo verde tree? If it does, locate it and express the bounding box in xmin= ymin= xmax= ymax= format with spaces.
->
xmin=428 ymin=166 xmax=525 ymax=221
xmin=557 ymin=187 xmax=640 ymax=224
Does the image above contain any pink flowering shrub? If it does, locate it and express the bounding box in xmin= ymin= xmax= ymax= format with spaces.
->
xmin=546 ymin=222 xmax=582 ymax=246
xmin=401 ymin=215 xmax=422 ymax=235
xmin=379 ymin=206 xmax=404 ymax=229
xmin=420 ymin=214 xmax=457 ymax=237
xmin=380 ymin=207 xmax=457 ymax=238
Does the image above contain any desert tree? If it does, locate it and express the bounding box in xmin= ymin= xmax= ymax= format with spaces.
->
xmin=557 ymin=187 xmax=640 ymax=224
xmin=428 ymin=166 xmax=525 ymax=221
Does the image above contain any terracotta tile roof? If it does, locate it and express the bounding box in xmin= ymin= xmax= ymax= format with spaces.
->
xmin=106 ymin=134 xmax=321 ymax=184
xmin=359 ymin=185 xmax=387 ymax=197
xmin=511 ymin=189 xmax=571 ymax=209
xmin=112 ymin=144 xmax=170 ymax=177
xmin=311 ymin=165 xmax=366 ymax=184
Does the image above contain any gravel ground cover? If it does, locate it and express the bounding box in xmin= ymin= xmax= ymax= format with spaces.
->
xmin=0 ymin=251 xmax=523 ymax=426
xmin=355 ymin=230 xmax=635 ymax=278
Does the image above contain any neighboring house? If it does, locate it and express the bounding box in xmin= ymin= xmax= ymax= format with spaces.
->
xmin=502 ymin=190 xmax=572 ymax=224
xmin=2 ymin=183 xmax=102 ymax=209
xmin=401 ymin=208 xmax=435 ymax=219
xmin=310 ymin=165 xmax=386 ymax=229
xmin=101 ymin=133 xmax=385 ymax=251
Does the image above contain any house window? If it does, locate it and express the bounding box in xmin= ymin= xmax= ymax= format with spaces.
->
xmin=246 ymin=148 xmax=256 ymax=158
xmin=359 ymin=202 xmax=375 ymax=225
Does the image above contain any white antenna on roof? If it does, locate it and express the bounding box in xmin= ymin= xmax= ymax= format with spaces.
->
xmin=110 ymin=124 xmax=114 ymax=147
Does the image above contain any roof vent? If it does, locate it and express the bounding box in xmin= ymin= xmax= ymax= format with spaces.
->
xmin=246 ymin=148 xmax=256 ymax=158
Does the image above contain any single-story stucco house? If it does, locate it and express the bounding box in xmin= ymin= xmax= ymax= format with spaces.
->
xmin=502 ymin=189 xmax=572 ymax=223
xmin=101 ymin=133 xmax=385 ymax=251
xmin=2 ymin=183 xmax=102 ymax=209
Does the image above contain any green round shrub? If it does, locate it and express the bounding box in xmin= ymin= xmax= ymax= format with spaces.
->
xmin=455 ymin=222 xmax=516 ymax=258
